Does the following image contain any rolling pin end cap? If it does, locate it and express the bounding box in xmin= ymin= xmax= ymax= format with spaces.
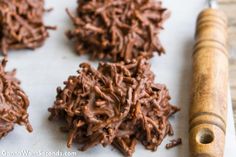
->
xmin=189 ymin=124 xmax=225 ymax=157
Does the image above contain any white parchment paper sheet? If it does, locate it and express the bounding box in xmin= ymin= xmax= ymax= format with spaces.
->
xmin=0 ymin=0 xmax=235 ymax=156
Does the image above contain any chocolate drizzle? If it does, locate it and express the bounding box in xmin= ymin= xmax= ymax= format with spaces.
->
xmin=0 ymin=0 xmax=55 ymax=55
xmin=0 ymin=58 xmax=32 ymax=139
xmin=49 ymin=58 xmax=179 ymax=156
xmin=66 ymin=0 xmax=170 ymax=61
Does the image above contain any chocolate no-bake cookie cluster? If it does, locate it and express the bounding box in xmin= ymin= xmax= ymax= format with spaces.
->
xmin=0 ymin=58 xmax=32 ymax=139
xmin=66 ymin=0 xmax=170 ymax=61
xmin=49 ymin=58 xmax=179 ymax=156
xmin=0 ymin=0 xmax=55 ymax=55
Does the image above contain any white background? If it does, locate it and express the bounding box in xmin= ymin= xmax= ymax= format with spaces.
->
xmin=0 ymin=0 xmax=235 ymax=156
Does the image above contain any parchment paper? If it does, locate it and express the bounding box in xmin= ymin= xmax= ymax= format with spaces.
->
xmin=0 ymin=0 xmax=235 ymax=156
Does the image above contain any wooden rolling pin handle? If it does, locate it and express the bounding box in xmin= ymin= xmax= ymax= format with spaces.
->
xmin=189 ymin=8 xmax=228 ymax=157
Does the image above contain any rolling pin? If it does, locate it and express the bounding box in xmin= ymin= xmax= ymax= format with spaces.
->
xmin=189 ymin=0 xmax=228 ymax=157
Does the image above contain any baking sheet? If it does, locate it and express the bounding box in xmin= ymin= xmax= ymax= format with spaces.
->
xmin=0 ymin=0 xmax=235 ymax=156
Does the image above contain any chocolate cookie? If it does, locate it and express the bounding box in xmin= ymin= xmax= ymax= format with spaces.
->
xmin=0 ymin=0 xmax=55 ymax=55
xmin=49 ymin=57 xmax=179 ymax=156
xmin=0 ymin=58 xmax=32 ymax=139
xmin=66 ymin=0 xmax=170 ymax=61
